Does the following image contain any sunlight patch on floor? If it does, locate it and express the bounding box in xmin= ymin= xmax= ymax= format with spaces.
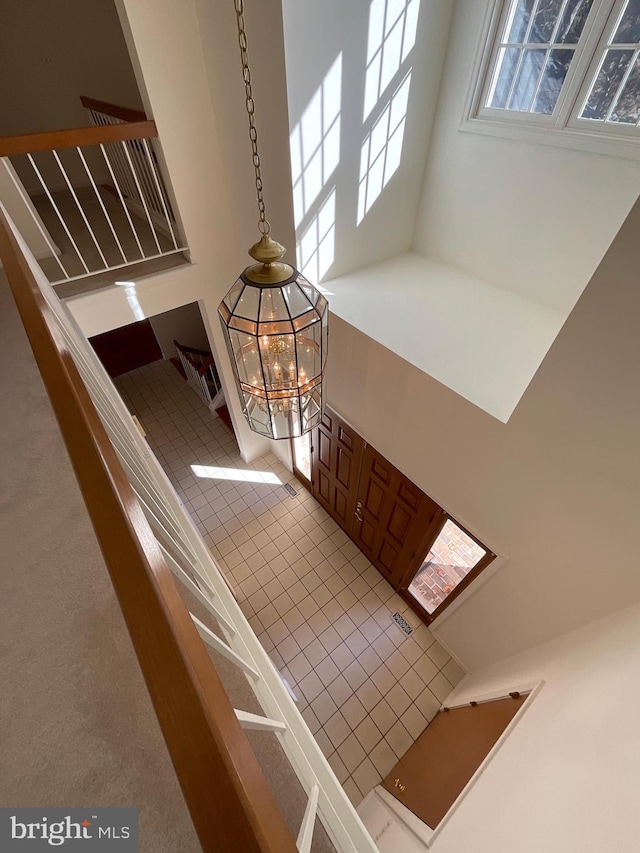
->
xmin=191 ymin=464 xmax=282 ymax=485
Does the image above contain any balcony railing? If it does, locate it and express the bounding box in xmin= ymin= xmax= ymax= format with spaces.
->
xmin=174 ymin=339 xmax=224 ymax=410
xmin=81 ymin=96 xmax=180 ymax=237
xmin=0 ymin=103 xmax=186 ymax=288
xmin=0 ymin=204 xmax=378 ymax=852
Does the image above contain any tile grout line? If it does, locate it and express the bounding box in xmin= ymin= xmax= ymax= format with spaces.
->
xmin=115 ymin=359 xmax=463 ymax=807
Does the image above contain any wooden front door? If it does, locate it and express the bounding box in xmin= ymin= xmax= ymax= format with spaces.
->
xmin=352 ymin=444 xmax=444 ymax=586
xmin=383 ymin=693 xmax=528 ymax=828
xmin=311 ymin=409 xmax=364 ymax=534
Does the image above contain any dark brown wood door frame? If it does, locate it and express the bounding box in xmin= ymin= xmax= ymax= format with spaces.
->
xmin=397 ymin=515 xmax=497 ymax=626
xmin=302 ymin=406 xmax=496 ymax=628
xmin=290 ymin=435 xmax=311 ymax=490
xmin=351 ymin=443 xmax=443 ymax=588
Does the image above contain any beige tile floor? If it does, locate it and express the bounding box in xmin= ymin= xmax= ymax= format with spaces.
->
xmin=115 ymin=359 xmax=466 ymax=806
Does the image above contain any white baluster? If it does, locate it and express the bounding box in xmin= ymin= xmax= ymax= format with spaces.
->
xmin=51 ymin=150 xmax=108 ymax=269
xmin=27 ymin=153 xmax=91 ymax=275
xmin=297 ymin=785 xmax=319 ymax=853
xmin=0 ymin=158 xmax=69 ymax=280
xmin=142 ymin=138 xmax=179 ymax=249
xmin=191 ymin=614 xmax=260 ymax=680
xmin=234 ymin=710 xmax=287 ymax=733
xmin=120 ymin=140 xmax=162 ymax=255
xmin=99 ymin=143 xmax=145 ymax=259
xmin=76 ymin=146 xmax=128 ymax=264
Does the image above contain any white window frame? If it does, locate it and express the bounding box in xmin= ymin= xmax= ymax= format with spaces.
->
xmin=569 ymin=0 xmax=640 ymax=133
xmin=461 ymin=0 xmax=640 ymax=159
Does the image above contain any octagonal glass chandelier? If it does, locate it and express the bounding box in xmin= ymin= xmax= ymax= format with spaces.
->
xmin=218 ymin=0 xmax=328 ymax=440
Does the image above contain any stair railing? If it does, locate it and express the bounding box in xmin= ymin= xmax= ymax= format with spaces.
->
xmin=0 ymin=113 xmax=186 ymax=286
xmin=0 ymin=203 xmax=379 ymax=853
xmin=81 ymin=96 xmax=179 ymax=237
xmin=174 ymin=338 xmax=223 ymax=409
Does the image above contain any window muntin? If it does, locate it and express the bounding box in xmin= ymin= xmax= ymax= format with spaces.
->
xmin=578 ymin=0 xmax=640 ymax=124
xmin=486 ymin=0 xmax=594 ymax=115
xmin=477 ymin=0 xmax=640 ymax=138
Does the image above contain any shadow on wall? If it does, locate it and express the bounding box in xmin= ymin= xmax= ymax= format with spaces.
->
xmin=284 ymin=0 xmax=449 ymax=283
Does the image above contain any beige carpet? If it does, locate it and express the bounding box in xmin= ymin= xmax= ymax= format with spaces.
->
xmin=0 ymin=273 xmax=336 ymax=852
xmin=0 ymin=273 xmax=201 ymax=851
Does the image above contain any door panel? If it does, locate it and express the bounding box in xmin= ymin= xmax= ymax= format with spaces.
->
xmin=311 ymin=409 xmax=364 ymax=533
xmin=336 ymin=445 xmax=353 ymax=488
xmin=352 ymin=445 xmax=443 ymax=587
xmin=388 ymin=503 xmax=414 ymax=542
xmin=308 ymin=406 xmax=494 ymax=625
xmin=362 ymin=477 xmax=385 ymax=520
xmin=318 ymin=428 xmax=331 ymax=469
xmin=383 ymin=694 xmax=527 ymax=828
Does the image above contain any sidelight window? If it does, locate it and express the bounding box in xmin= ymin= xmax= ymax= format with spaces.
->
xmin=406 ymin=519 xmax=494 ymax=619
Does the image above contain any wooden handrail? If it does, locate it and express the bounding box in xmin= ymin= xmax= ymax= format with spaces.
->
xmin=0 ymin=121 xmax=158 ymax=157
xmin=174 ymin=338 xmax=216 ymax=376
xmin=80 ymin=95 xmax=148 ymax=124
xmin=0 ymin=208 xmax=297 ymax=853
xmin=174 ymin=339 xmax=212 ymax=359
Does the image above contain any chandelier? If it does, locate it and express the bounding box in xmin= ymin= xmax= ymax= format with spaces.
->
xmin=218 ymin=0 xmax=328 ymax=441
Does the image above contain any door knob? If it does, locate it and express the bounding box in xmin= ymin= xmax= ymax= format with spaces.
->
xmin=393 ymin=778 xmax=406 ymax=793
xmin=354 ymin=512 xmax=363 ymax=522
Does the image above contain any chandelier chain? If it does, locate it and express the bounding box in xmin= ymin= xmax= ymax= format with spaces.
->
xmin=234 ymin=0 xmax=270 ymax=237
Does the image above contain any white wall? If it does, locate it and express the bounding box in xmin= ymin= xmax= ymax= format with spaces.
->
xmin=0 ymin=0 xmax=143 ymax=137
xmin=324 ymin=252 xmax=564 ymax=422
xmin=281 ymin=0 xmax=453 ymax=280
xmin=81 ymin=0 xmax=298 ymax=464
xmin=194 ymin=0 xmax=296 ymax=265
xmin=414 ymin=0 xmax=640 ymax=313
xmin=1 ymin=0 xmax=144 ymax=194
xmin=327 ymin=194 xmax=640 ymax=670
xmin=149 ymin=302 xmax=210 ymax=361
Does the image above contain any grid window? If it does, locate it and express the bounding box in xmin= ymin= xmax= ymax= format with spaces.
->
xmin=579 ymin=0 xmax=640 ymax=123
xmin=476 ymin=0 xmax=640 ymax=142
xmin=486 ymin=0 xmax=594 ymax=114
